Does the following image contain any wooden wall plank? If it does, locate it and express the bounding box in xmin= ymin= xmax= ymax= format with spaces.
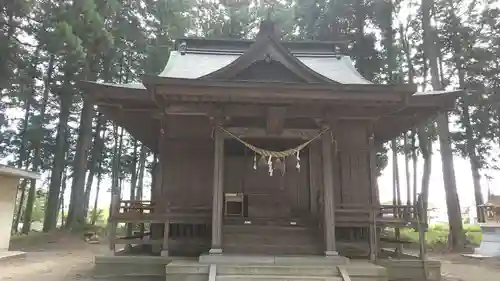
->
xmin=309 ymin=141 xmax=323 ymax=215
xmin=335 ymin=120 xmax=373 ymax=207
xmin=163 ymin=139 xmax=214 ymax=211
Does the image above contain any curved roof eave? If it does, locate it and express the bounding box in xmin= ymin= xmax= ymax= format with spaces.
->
xmin=198 ymin=35 xmax=339 ymax=83
xmin=155 ymin=51 xmax=372 ymax=85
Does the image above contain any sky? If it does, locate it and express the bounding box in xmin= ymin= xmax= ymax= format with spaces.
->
xmin=379 ymin=146 xmax=500 ymax=213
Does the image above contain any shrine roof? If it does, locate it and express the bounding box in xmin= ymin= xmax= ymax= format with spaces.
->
xmin=78 ymin=19 xmax=463 ymax=149
xmin=157 ymin=51 xmax=371 ymax=84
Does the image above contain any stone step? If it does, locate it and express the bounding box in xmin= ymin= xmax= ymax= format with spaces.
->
xmin=217 ymin=264 xmax=340 ymax=276
xmin=223 ymin=234 xmax=317 ymax=244
xmin=223 ymin=244 xmax=323 ymax=255
xmin=216 ymin=275 xmax=343 ymax=281
xmin=165 ymin=260 xmax=209 ymax=274
xmin=223 ymin=225 xmax=315 ymax=234
xmin=224 ymin=217 xmax=316 ymax=226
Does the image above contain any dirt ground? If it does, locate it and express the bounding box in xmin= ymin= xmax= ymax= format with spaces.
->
xmin=1 ymin=232 xmax=499 ymax=281
xmin=0 ymin=231 xmax=108 ymax=281
xmin=435 ymin=253 xmax=500 ymax=281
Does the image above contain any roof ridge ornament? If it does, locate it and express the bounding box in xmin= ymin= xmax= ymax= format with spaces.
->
xmin=179 ymin=41 xmax=187 ymax=55
xmin=256 ymin=4 xmax=281 ymax=40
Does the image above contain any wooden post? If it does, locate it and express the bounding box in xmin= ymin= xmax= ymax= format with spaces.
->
xmin=154 ymin=114 xmax=166 ymax=255
xmin=210 ymin=126 xmax=224 ymax=254
xmin=321 ymin=124 xmax=338 ymax=256
xmin=308 ymin=142 xmax=320 ymax=216
xmin=161 ymin=219 xmax=170 ymax=257
xmin=368 ymin=132 xmax=378 ymax=261
xmin=108 ymin=194 xmax=120 ymax=255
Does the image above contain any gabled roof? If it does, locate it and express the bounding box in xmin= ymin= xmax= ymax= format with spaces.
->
xmin=200 ymin=21 xmax=335 ymax=83
xmin=158 ymin=51 xmax=371 ymax=84
xmin=156 ymin=19 xmax=370 ymax=84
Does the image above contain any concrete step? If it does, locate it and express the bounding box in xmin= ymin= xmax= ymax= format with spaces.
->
xmin=217 ymin=264 xmax=340 ymax=276
xmin=224 ymin=217 xmax=317 ymax=226
xmin=165 ymin=260 xmax=209 ymax=274
xmin=223 ymin=234 xmax=318 ymax=244
xmin=223 ymin=225 xmax=315 ymax=234
xmin=223 ymin=244 xmax=323 ymax=255
xmin=217 ymin=274 xmax=343 ymax=281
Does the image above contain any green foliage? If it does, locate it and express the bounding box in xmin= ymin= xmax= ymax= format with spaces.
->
xmin=399 ymin=224 xmax=483 ymax=247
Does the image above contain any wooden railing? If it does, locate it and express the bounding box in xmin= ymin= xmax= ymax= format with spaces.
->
xmin=478 ymin=204 xmax=500 ymax=223
xmin=108 ymin=196 xmax=211 ymax=255
xmin=335 ymin=204 xmax=422 ymax=228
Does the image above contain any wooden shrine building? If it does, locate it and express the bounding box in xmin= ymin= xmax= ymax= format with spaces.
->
xmin=80 ymin=20 xmax=459 ymax=260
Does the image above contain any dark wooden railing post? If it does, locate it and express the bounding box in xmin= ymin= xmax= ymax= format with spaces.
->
xmin=210 ymin=125 xmax=224 ymax=254
xmin=108 ymin=194 xmax=120 ymax=255
xmin=321 ymin=124 xmax=338 ymax=256
xmin=161 ymin=219 xmax=170 ymax=256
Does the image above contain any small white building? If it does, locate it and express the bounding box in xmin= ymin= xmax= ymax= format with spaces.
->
xmin=0 ymin=165 xmax=39 ymax=261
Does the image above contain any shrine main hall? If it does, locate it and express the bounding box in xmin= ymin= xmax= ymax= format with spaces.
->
xmin=81 ymin=19 xmax=458 ymax=281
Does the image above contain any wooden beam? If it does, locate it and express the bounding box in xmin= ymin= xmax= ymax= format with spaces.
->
xmin=266 ymin=107 xmax=286 ymax=135
xmin=161 ymin=103 xmax=407 ymax=119
xmin=156 ymin=85 xmax=404 ymax=103
xmin=225 ymin=127 xmax=320 ymax=139
xmin=144 ymin=76 xmax=417 ymax=93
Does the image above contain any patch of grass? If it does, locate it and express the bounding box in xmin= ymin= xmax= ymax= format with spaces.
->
xmin=464 ymin=224 xmax=481 ymax=232
xmin=466 ymin=231 xmax=482 ymax=245
xmin=398 ymin=224 xmax=482 ymax=248
xmin=11 ymin=231 xmax=52 ymax=241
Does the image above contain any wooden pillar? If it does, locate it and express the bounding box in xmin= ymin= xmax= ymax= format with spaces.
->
xmin=321 ymin=124 xmax=338 ymax=256
xmin=157 ymin=116 xmax=168 ymax=256
xmin=108 ymin=194 xmax=120 ymax=255
xmin=161 ymin=219 xmax=170 ymax=257
xmin=210 ymin=126 xmax=224 ymax=254
xmin=368 ymin=131 xmax=378 ymax=261
xmin=308 ymin=142 xmax=320 ymax=216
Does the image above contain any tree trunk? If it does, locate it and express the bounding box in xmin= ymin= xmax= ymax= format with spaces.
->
xmin=391 ymin=140 xmax=402 ymax=206
xmin=12 ymin=93 xmax=32 ymax=233
xmin=136 ymin=145 xmax=147 ymax=200
xmin=91 ymin=171 xmax=102 ymax=225
xmin=422 ymin=0 xmax=464 ymax=251
xmin=411 ymin=129 xmax=418 ymax=204
xmin=43 ymin=79 xmax=73 ymax=232
xmin=108 ymin=124 xmax=120 ymax=217
xmin=59 ymin=170 xmax=68 ymax=228
xmin=404 ymin=132 xmax=411 ymax=206
xmin=66 ymin=97 xmax=94 ymax=229
xmin=126 ymin=139 xmax=139 ymax=237
xmin=391 ymin=138 xmax=402 ymax=254
xmin=458 ymin=91 xmax=484 ymax=223
xmin=116 ymin=127 xmax=124 ymax=196
xmin=12 ymin=180 xmax=28 ymax=233
xmin=83 ymin=113 xmax=105 ymax=219
xmin=130 ymin=139 xmax=138 ymax=201
xmin=447 ymin=9 xmax=485 ymax=223
xmin=21 ymin=176 xmax=36 ymax=234
xmin=21 ymin=55 xmax=54 ymax=234
xmin=417 ymin=125 xmax=432 ymax=224
xmin=111 ymin=124 xmax=120 ymax=195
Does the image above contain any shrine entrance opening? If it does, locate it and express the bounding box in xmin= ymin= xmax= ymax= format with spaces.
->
xmin=222 ymin=138 xmax=321 ymax=255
